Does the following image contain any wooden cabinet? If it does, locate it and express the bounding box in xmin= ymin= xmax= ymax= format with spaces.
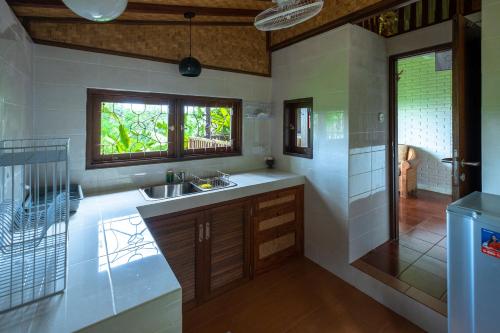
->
xmin=205 ymin=201 xmax=251 ymax=298
xmin=144 ymin=185 xmax=303 ymax=309
xmin=144 ymin=200 xmax=251 ymax=308
xmin=145 ymin=211 xmax=204 ymax=308
xmin=252 ymin=186 xmax=304 ymax=275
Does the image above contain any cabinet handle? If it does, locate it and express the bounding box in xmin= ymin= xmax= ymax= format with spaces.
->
xmin=198 ymin=223 xmax=204 ymax=243
xmin=205 ymin=222 xmax=210 ymax=240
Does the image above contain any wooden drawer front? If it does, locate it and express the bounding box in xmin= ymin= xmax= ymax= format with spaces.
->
xmin=253 ymin=186 xmax=303 ymax=274
xmin=259 ymin=232 xmax=296 ymax=259
xmin=209 ymin=203 xmax=248 ymax=293
xmin=258 ymin=207 xmax=296 ymax=232
xmin=146 ymin=214 xmax=200 ymax=304
xmin=256 ymin=189 xmax=297 ymax=211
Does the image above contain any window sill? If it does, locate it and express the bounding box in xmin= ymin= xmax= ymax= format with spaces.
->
xmin=86 ymin=152 xmax=242 ymax=170
xmin=283 ymin=151 xmax=313 ymax=159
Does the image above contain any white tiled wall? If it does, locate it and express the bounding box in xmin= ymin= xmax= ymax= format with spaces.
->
xmin=348 ymin=25 xmax=389 ymax=262
xmin=0 ymin=0 xmax=33 ymax=201
xmin=0 ymin=1 xmax=33 ymax=140
xmin=272 ymin=25 xmax=350 ymax=272
xmin=32 ymin=45 xmax=273 ymax=193
xmin=272 ymin=24 xmax=445 ymax=333
xmin=397 ymin=54 xmax=453 ymax=195
xmin=482 ymin=0 xmax=500 ymax=195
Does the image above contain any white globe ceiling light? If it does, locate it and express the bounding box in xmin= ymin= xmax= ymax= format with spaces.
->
xmin=62 ymin=0 xmax=128 ymax=22
xmin=254 ymin=0 xmax=324 ymax=31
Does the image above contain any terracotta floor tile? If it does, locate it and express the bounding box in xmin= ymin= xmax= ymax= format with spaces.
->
xmin=413 ymin=255 xmax=447 ymax=279
xmin=399 ymin=265 xmax=447 ymax=299
xmin=376 ymin=241 xmax=423 ymax=263
xmin=426 ymin=245 xmax=447 ymax=262
xmin=437 ymin=237 xmax=447 ymax=248
xmin=417 ymin=218 xmax=447 ymax=236
xmin=358 ymin=190 xmax=450 ymax=310
xmin=361 ymin=251 xmax=411 ymax=277
xmin=399 ymin=222 xmax=415 ymax=234
xmin=405 ymin=228 xmax=444 ymax=244
xmin=352 ymin=260 xmax=411 ymax=294
xmin=399 ymin=234 xmax=435 ymax=253
xmin=405 ymin=287 xmax=447 ymax=316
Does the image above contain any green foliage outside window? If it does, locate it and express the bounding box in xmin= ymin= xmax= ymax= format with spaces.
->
xmin=100 ymin=102 xmax=232 ymax=155
xmin=100 ymin=102 xmax=169 ymax=155
xmin=183 ymin=106 xmax=232 ymax=149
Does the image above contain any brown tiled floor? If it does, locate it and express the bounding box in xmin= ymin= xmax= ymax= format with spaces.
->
xmin=358 ymin=190 xmax=451 ymax=313
xmin=184 ymin=257 xmax=423 ymax=333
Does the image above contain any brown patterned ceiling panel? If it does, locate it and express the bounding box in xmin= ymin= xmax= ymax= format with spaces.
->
xmin=128 ymin=0 xmax=273 ymax=10
xmin=270 ymin=0 xmax=386 ymax=47
xmin=28 ymin=21 xmax=270 ymax=75
xmin=9 ymin=0 xmax=450 ymax=75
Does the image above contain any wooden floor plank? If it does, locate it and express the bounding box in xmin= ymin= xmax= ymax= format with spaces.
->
xmin=184 ymin=257 xmax=423 ymax=333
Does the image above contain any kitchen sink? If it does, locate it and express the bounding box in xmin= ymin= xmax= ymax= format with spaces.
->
xmin=139 ymin=182 xmax=201 ymax=200
xmin=139 ymin=178 xmax=237 ymax=201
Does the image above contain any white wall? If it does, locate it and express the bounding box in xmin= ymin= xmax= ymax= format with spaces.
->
xmin=348 ymin=26 xmax=390 ymax=261
xmin=272 ymin=24 xmax=445 ymax=332
xmin=397 ymin=53 xmax=453 ymax=195
xmin=33 ymin=45 xmax=272 ymax=193
xmin=0 ymin=1 xmax=33 ymax=140
xmin=482 ymin=0 xmax=500 ymax=194
xmin=272 ymin=25 xmax=350 ymax=270
xmin=386 ymin=21 xmax=452 ymax=56
xmin=0 ymin=0 xmax=33 ymax=201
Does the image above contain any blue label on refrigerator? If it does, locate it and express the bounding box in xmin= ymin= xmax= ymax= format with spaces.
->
xmin=481 ymin=228 xmax=500 ymax=259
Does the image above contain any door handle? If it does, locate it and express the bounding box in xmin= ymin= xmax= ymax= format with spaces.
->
xmin=198 ymin=223 xmax=204 ymax=243
xmin=205 ymin=222 xmax=210 ymax=240
xmin=441 ymin=157 xmax=453 ymax=164
xmin=461 ymin=160 xmax=480 ymax=167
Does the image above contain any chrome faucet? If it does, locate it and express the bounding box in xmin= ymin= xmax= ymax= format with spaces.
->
xmin=175 ymin=171 xmax=185 ymax=182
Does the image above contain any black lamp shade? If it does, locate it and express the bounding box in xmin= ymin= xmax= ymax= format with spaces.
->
xmin=179 ymin=57 xmax=202 ymax=77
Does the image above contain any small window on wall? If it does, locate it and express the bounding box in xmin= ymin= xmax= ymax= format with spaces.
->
xmin=283 ymin=98 xmax=313 ymax=159
xmin=86 ymin=89 xmax=242 ymax=169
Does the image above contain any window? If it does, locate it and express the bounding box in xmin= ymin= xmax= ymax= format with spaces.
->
xmin=86 ymin=89 xmax=242 ymax=169
xmin=283 ymin=98 xmax=313 ymax=159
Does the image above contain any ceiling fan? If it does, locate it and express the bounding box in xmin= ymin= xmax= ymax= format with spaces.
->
xmin=254 ymin=0 xmax=324 ymax=31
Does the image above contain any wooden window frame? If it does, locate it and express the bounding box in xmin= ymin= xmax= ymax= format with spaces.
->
xmin=283 ymin=98 xmax=313 ymax=159
xmin=86 ymin=89 xmax=242 ymax=169
xmin=179 ymin=95 xmax=242 ymax=159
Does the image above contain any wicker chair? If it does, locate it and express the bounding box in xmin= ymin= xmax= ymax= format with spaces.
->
xmin=398 ymin=144 xmax=418 ymax=198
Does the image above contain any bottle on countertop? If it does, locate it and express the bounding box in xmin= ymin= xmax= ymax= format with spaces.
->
xmin=166 ymin=170 xmax=174 ymax=184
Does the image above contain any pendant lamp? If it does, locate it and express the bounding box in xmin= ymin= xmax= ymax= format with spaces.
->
xmin=62 ymin=0 xmax=128 ymax=22
xmin=179 ymin=12 xmax=202 ymax=77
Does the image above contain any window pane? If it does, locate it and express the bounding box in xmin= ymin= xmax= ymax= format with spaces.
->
xmin=183 ymin=105 xmax=233 ymax=151
xmin=296 ymin=107 xmax=310 ymax=148
xmin=100 ymin=102 xmax=169 ymax=155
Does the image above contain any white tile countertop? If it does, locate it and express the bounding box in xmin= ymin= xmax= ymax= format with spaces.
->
xmin=0 ymin=169 xmax=304 ymax=333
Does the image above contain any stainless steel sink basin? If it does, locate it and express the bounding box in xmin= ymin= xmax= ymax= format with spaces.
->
xmin=139 ymin=182 xmax=201 ymax=200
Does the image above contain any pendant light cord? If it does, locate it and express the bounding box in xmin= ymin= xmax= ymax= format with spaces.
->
xmin=189 ymin=16 xmax=192 ymax=57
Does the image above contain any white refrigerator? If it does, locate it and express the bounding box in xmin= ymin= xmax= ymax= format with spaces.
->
xmin=447 ymin=191 xmax=500 ymax=333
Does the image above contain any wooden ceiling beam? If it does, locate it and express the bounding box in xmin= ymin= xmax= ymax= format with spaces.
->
xmin=7 ymin=0 xmax=263 ymax=17
xmin=24 ymin=17 xmax=254 ymax=27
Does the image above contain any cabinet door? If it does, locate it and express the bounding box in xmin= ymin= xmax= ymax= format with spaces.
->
xmin=144 ymin=212 xmax=204 ymax=308
xmin=205 ymin=201 xmax=250 ymax=298
xmin=253 ymin=186 xmax=304 ymax=275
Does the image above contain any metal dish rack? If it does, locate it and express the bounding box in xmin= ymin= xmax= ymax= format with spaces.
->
xmin=0 ymin=139 xmax=69 ymax=313
xmin=191 ymin=171 xmax=236 ymax=192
